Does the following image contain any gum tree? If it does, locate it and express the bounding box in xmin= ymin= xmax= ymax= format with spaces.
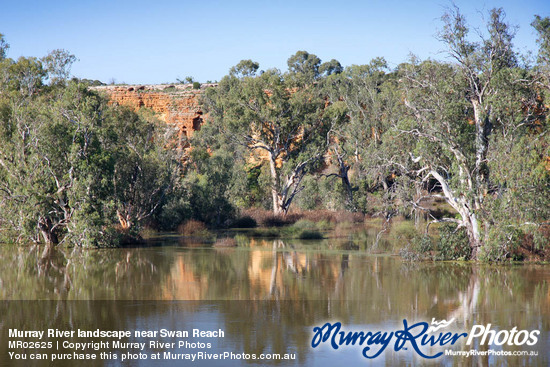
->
xmin=322 ymin=58 xmax=399 ymax=212
xmin=395 ymin=8 xmax=545 ymax=258
xmin=202 ymin=53 xmax=330 ymax=215
xmin=0 ymin=41 xmax=178 ymax=246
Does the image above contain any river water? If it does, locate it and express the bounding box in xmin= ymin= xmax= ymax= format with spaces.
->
xmin=1 ymin=236 xmax=549 ymax=366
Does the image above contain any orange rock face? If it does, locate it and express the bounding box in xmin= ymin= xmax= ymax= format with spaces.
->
xmin=91 ymin=84 xmax=215 ymax=149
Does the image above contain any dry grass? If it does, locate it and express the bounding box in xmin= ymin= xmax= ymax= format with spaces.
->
xmin=213 ymin=237 xmax=237 ymax=248
xmin=138 ymin=226 xmax=158 ymax=240
xmin=178 ymin=220 xmax=208 ymax=236
xmin=240 ymin=209 xmax=299 ymax=227
xmin=240 ymin=208 xmax=366 ymax=228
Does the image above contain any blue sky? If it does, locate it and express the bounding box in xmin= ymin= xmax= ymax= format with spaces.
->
xmin=2 ymin=0 xmax=549 ymax=84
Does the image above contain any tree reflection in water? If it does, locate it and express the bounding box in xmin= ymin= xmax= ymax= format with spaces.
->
xmin=0 ymin=240 xmax=549 ymax=366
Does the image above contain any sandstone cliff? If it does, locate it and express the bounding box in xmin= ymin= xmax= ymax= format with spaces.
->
xmin=91 ymin=84 xmax=216 ymax=149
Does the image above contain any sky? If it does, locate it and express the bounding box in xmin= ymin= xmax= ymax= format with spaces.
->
xmin=1 ymin=0 xmax=549 ymax=84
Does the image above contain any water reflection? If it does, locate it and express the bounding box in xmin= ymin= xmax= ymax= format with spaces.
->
xmin=0 ymin=239 xmax=549 ymax=365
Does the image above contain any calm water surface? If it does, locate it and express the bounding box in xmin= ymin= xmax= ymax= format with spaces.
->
xmin=1 ymin=236 xmax=549 ymax=366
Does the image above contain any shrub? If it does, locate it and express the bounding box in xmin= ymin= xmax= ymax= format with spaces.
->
xmin=139 ymin=226 xmax=158 ymax=240
xmin=178 ymin=220 xmax=209 ymax=237
xmin=231 ymin=215 xmax=257 ymax=228
xmin=299 ymin=230 xmax=324 ymax=240
xmin=388 ymin=220 xmax=417 ymax=243
xmin=292 ymin=219 xmax=316 ymax=230
xmin=240 ymin=209 xmax=299 ymax=227
xmin=435 ymin=223 xmax=471 ymax=260
xmin=249 ymin=228 xmax=281 ymax=238
xmin=479 ymin=226 xmax=524 ymax=261
xmin=400 ymin=233 xmax=434 ymax=261
xmin=262 ymin=214 xmax=299 ymax=227
xmin=400 ymin=223 xmax=471 ymax=261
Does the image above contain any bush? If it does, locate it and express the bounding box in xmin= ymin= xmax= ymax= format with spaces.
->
xmin=435 ymin=223 xmax=471 ymax=260
xmin=178 ymin=220 xmax=209 ymax=237
xmin=239 ymin=209 xmax=298 ymax=227
xmin=192 ymin=81 xmax=201 ymax=89
xmin=261 ymin=214 xmax=301 ymax=227
xmin=261 ymin=215 xmax=286 ymax=227
xmin=139 ymin=226 xmax=158 ymax=240
xmin=291 ymin=219 xmax=316 ymax=230
xmin=231 ymin=215 xmax=257 ymax=228
xmin=249 ymin=228 xmax=281 ymax=238
xmin=388 ymin=220 xmax=417 ymax=243
xmin=298 ymin=230 xmax=324 ymax=240
xmin=479 ymin=226 xmax=524 ymax=261
xmin=399 ymin=223 xmax=471 ymax=261
xmin=400 ymin=233 xmax=433 ymax=261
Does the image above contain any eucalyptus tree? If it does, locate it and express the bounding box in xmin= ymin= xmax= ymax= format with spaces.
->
xmin=0 ymin=81 xmax=111 ymax=245
xmin=286 ymin=50 xmax=321 ymax=84
xmin=0 ymin=33 xmax=8 ymax=60
xmin=395 ymin=7 xmax=546 ymax=259
xmin=202 ymin=53 xmax=331 ymax=215
xmin=107 ymin=107 xmax=179 ymax=234
xmin=318 ymin=69 xmax=353 ymax=209
xmin=319 ymin=59 xmax=343 ymax=77
xmin=0 ymin=46 xmax=178 ymax=246
xmin=321 ymin=58 xmax=399 ymax=212
xmin=229 ymin=59 xmax=260 ymax=78
xmin=41 ymin=49 xmax=77 ymax=85
xmin=0 ymin=56 xmax=46 ymax=96
xmin=532 ymin=15 xmax=550 ymax=93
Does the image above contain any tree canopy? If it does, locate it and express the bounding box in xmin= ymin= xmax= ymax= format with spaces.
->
xmin=0 ymin=39 xmax=180 ymax=246
xmin=0 ymin=7 xmax=548 ymax=259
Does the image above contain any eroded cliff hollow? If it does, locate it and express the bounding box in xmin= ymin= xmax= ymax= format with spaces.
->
xmin=91 ymin=84 xmax=215 ymax=148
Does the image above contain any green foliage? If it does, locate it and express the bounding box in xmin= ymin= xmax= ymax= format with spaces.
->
xmin=1 ymin=14 xmax=549 ymax=260
xmin=294 ymin=174 xmax=347 ymax=211
xmin=0 ymin=45 xmax=178 ymax=246
xmin=231 ymin=163 xmax=270 ymax=209
xmin=261 ymin=215 xmax=290 ymax=227
xmin=287 ymin=50 xmax=321 ymax=83
xmin=320 ymin=57 xmax=397 ymax=213
xmin=2 ymin=56 xmax=46 ymax=95
xmin=231 ymin=216 xmax=257 ymax=229
xmin=0 ymin=33 xmax=9 ymax=60
xmin=480 ymin=226 xmax=525 ymax=262
xmin=532 ymin=15 xmax=550 ymax=65
xmin=435 ymin=224 xmax=471 ymax=260
xmin=76 ymin=78 xmax=105 ymax=86
xmin=291 ymin=219 xmax=317 ymax=230
xmin=202 ymin=55 xmax=331 ymax=214
xmin=319 ymin=59 xmax=343 ymax=77
xmin=106 ymin=106 xmax=179 ymax=235
xmin=400 ymin=234 xmax=433 ymax=261
xmin=41 ymin=49 xmax=77 ymax=85
xmin=180 ymin=149 xmax=236 ymax=227
xmin=229 ymin=59 xmax=259 ymax=77
xmin=401 ymin=224 xmax=470 ymax=261
xmin=388 ymin=220 xmax=418 ymax=243
xmin=298 ymin=230 xmax=324 ymax=240
xmin=1 ymin=81 xmax=111 ymax=245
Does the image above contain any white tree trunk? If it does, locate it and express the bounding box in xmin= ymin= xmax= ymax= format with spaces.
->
xmin=430 ymin=170 xmax=482 ymax=258
xmin=269 ymin=155 xmax=283 ymax=215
